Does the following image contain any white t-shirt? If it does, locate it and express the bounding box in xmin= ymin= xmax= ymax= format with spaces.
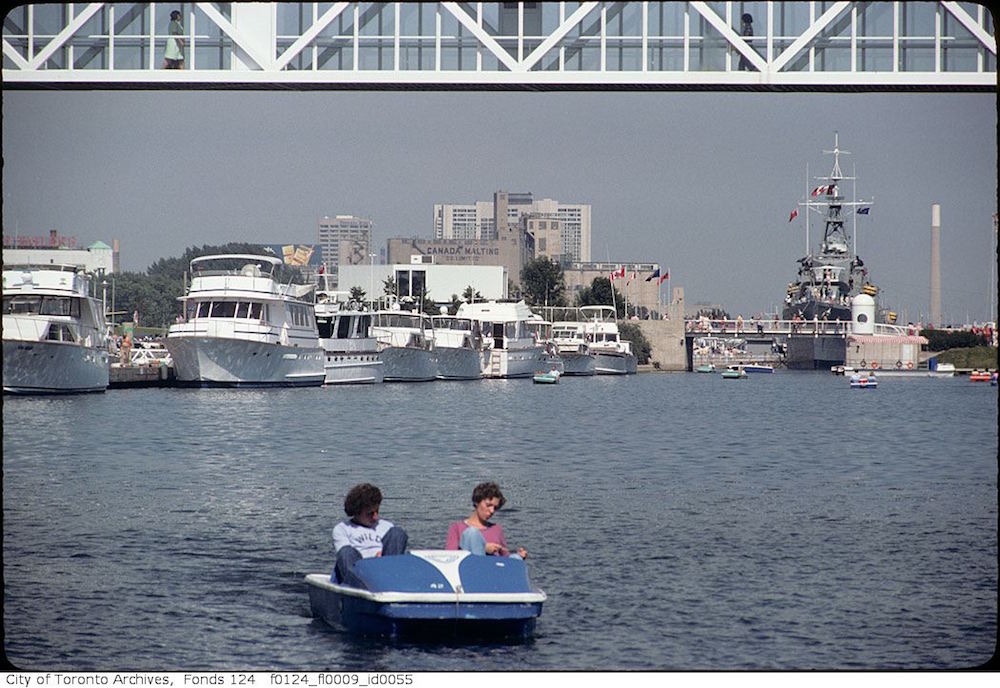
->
xmin=332 ymin=518 xmax=395 ymax=558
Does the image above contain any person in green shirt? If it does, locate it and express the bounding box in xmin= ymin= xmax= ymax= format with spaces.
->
xmin=163 ymin=10 xmax=185 ymax=69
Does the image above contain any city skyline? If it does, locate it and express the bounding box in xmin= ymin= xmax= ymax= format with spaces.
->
xmin=2 ymin=89 xmax=995 ymax=325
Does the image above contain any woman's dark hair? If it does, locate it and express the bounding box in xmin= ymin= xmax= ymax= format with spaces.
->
xmin=741 ymin=13 xmax=753 ymax=24
xmin=171 ymin=10 xmax=181 ymax=19
xmin=471 ymin=481 xmax=506 ymax=509
xmin=344 ymin=483 xmax=382 ymax=517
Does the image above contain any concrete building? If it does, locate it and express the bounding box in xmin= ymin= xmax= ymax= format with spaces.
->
xmin=317 ymin=215 xmax=373 ymax=286
xmin=2 ymin=231 xmax=118 ymax=275
xmin=435 ymin=191 xmax=591 ymax=262
xmin=386 ymin=225 xmax=534 ymax=293
xmin=338 ymin=262 xmax=507 ymax=305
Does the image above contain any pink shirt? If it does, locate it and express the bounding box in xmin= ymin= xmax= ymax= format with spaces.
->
xmin=446 ymin=520 xmax=511 ymax=556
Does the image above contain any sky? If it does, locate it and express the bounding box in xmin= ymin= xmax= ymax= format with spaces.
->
xmin=2 ymin=89 xmax=996 ymax=325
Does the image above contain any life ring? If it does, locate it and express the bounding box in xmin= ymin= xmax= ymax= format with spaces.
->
xmin=871 ymin=360 xmax=879 ymax=369
xmin=906 ymin=361 xmax=913 ymax=369
xmin=859 ymin=359 xmax=867 ymax=368
xmin=895 ymin=360 xmax=903 ymax=369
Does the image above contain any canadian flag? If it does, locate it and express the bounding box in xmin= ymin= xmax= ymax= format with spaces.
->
xmin=788 ymin=208 xmax=799 ymax=222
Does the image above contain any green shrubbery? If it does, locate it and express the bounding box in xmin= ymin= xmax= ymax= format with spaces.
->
xmin=935 ymin=347 xmax=998 ymax=370
xmin=921 ymin=328 xmax=991 ymax=351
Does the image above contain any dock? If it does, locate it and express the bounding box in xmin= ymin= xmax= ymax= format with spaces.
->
xmin=109 ymin=363 xmax=175 ymax=388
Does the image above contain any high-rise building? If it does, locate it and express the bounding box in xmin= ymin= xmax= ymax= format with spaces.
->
xmin=317 ymin=215 xmax=373 ymax=286
xmin=434 ymin=192 xmax=591 ymax=262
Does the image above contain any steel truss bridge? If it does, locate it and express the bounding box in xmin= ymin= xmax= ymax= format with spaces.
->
xmin=2 ymin=2 xmax=996 ymax=89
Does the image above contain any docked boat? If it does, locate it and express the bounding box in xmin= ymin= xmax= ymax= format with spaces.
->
xmin=695 ymin=363 xmax=716 ymax=373
xmin=165 ymin=255 xmax=325 ymax=387
xmin=784 ymin=134 xmax=883 ymax=324
xmin=743 ymin=363 xmax=774 ymax=373
xmin=314 ymin=281 xmax=383 ymax=384
xmin=849 ymin=372 xmax=878 ymax=388
xmin=305 ymin=549 xmax=546 ymax=639
xmin=371 ymin=307 xmax=437 ymax=382
xmin=526 ymin=316 xmax=565 ymax=375
xmin=3 ymin=263 xmax=111 ymax=394
xmin=430 ymin=314 xmax=486 ymax=380
xmin=533 ymin=367 xmax=562 ymax=384
xmin=548 ymin=317 xmax=596 ymax=376
xmin=783 ymin=135 xmax=895 ymax=370
xmin=722 ymin=365 xmax=747 ymax=379
xmin=456 ymin=301 xmax=548 ymax=379
xmin=580 ymin=305 xmax=637 ymax=375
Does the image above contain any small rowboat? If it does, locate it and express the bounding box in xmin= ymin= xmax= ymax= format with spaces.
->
xmin=695 ymin=364 xmax=716 ymax=373
xmin=533 ymin=368 xmax=561 ymax=384
xmin=722 ymin=366 xmax=747 ymax=379
xmin=305 ymin=550 xmax=546 ymax=639
xmin=968 ymin=370 xmax=991 ymax=382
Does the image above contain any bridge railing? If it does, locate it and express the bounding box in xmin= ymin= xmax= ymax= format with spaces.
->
xmin=685 ymin=319 xmax=909 ymax=337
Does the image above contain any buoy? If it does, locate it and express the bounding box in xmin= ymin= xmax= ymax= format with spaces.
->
xmin=906 ymin=361 xmax=913 ymax=369
xmin=895 ymin=360 xmax=902 ymax=369
xmin=871 ymin=360 xmax=879 ymax=369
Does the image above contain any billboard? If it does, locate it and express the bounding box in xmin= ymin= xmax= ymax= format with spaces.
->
xmin=262 ymin=244 xmax=322 ymax=267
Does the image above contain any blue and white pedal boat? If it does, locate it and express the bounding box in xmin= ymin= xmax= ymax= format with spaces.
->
xmin=305 ymin=549 xmax=546 ymax=639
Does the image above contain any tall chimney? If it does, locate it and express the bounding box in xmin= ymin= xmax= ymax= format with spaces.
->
xmin=930 ymin=203 xmax=941 ymax=326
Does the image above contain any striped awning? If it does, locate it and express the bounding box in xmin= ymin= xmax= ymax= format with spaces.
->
xmin=848 ymin=335 xmax=928 ymax=344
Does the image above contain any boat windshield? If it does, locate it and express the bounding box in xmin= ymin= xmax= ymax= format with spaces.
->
xmin=375 ymin=312 xmax=426 ymax=329
xmin=2 ymin=294 xmax=80 ymax=317
xmin=432 ymin=317 xmax=473 ymax=331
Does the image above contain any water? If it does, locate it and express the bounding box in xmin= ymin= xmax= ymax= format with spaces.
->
xmin=3 ymin=372 xmax=996 ymax=670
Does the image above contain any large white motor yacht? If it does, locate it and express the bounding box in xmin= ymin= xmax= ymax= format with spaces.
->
xmin=580 ymin=305 xmax=638 ymax=375
xmin=371 ymin=306 xmax=437 ymax=382
xmin=430 ymin=314 xmax=487 ymax=380
xmin=314 ymin=279 xmax=383 ymax=384
xmin=456 ymin=301 xmax=547 ymax=379
xmin=3 ymin=264 xmax=110 ymax=394
xmin=550 ymin=319 xmax=597 ymax=376
xmin=165 ymin=255 xmax=325 ymax=387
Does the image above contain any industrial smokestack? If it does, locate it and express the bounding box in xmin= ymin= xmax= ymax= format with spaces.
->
xmin=930 ymin=203 xmax=941 ymax=326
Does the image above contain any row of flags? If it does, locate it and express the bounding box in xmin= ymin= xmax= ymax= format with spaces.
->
xmin=788 ymin=205 xmax=871 ymax=222
xmin=608 ymin=265 xmax=669 ymax=286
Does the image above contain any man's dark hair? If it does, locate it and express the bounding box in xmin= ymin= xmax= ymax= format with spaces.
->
xmin=471 ymin=481 xmax=506 ymax=509
xmin=344 ymin=483 xmax=382 ymax=517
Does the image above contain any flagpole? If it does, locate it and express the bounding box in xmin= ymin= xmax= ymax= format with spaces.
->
xmin=852 ymin=162 xmax=857 ymax=259
xmin=805 ymin=162 xmax=810 ymax=255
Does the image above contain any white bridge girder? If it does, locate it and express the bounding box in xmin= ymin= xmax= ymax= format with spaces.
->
xmin=2 ymin=2 xmax=996 ymax=89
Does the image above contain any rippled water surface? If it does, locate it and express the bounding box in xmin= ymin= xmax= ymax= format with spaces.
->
xmin=3 ymin=372 xmax=997 ymax=670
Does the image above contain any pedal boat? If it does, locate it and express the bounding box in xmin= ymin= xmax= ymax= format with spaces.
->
xmin=849 ymin=372 xmax=878 ymax=388
xmin=305 ymin=549 xmax=546 ymax=639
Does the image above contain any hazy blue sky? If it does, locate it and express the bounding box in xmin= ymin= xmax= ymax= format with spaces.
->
xmin=2 ymin=89 xmax=996 ymax=324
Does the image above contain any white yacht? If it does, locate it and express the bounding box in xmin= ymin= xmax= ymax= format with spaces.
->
xmin=371 ymin=307 xmax=437 ymax=382
xmin=550 ymin=319 xmax=597 ymax=376
xmin=456 ymin=301 xmax=548 ymax=379
xmin=580 ymin=306 xmax=638 ymax=375
xmin=526 ymin=315 xmax=565 ymax=375
xmin=165 ymin=254 xmax=324 ymax=387
xmin=314 ymin=278 xmax=383 ymax=385
xmin=2 ymin=264 xmax=110 ymax=394
xmin=430 ymin=314 xmax=487 ymax=380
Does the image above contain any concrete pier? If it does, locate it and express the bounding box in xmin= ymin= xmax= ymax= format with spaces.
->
xmin=109 ymin=364 xmax=175 ymax=388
